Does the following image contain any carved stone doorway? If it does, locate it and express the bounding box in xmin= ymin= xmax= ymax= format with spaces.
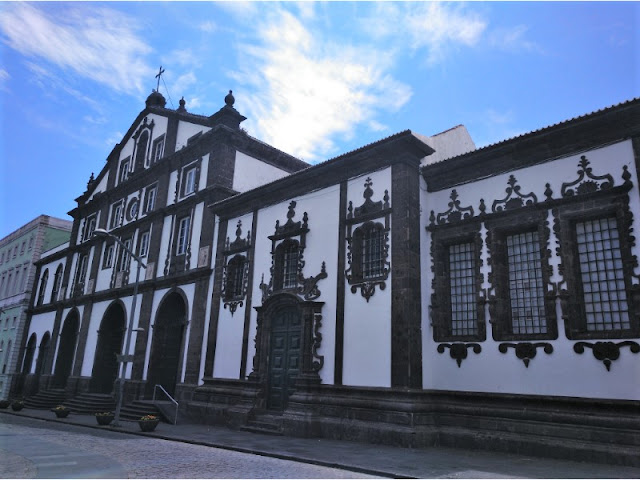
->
xmin=146 ymin=292 xmax=186 ymax=398
xmin=90 ymin=302 xmax=125 ymax=394
xmin=267 ymin=304 xmax=302 ymax=410
xmin=53 ymin=310 xmax=79 ymax=388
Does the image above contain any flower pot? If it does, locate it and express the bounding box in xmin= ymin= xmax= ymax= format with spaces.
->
xmin=53 ymin=409 xmax=70 ymax=418
xmin=11 ymin=402 xmax=24 ymax=411
xmin=138 ymin=418 xmax=160 ymax=432
xmin=0 ymin=400 xmax=10 ymax=409
xmin=96 ymin=414 xmax=114 ymax=426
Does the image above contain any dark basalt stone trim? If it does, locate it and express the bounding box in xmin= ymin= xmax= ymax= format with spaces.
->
xmin=422 ymin=99 xmax=640 ymax=191
xmin=334 ymin=182 xmax=347 ymax=385
xmin=240 ymin=210 xmax=258 ymax=380
xmin=209 ymin=134 xmax=433 ymax=220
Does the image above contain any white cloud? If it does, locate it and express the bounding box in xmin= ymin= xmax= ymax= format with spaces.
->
xmin=488 ymin=25 xmax=543 ymax=53
xmin=0 ymin=68 xmax=9 ymax=91
xmin=231 ymin=9 xmax=412 ymax=162
xmin=0 ymin=3 xmax=154 ymax=95
xmin=359 ymin=3 xmax=487 ymax=64
xmin=199 ymin=20 xmax=217 ymax=33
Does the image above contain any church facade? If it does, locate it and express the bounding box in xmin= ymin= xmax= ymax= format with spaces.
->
xmin=20 ymin=90 xmax=640 ymax=465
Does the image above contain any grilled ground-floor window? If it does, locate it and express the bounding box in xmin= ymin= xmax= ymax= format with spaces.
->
xmin=448 ymin=242 xmax=478 ymax=337
xmin=576 ymin=216 xmax=629 ymax=332
xmin=352 ymin=222 xmax=386 ymax=281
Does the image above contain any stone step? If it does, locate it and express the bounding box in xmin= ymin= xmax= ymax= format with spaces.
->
xmin=64 ymin=393 xmax=115 ymax=414
xmin=24 ymin=389 xmax=67 ymax=409
xmin=240 ymin=424 xmax=284 ymax=436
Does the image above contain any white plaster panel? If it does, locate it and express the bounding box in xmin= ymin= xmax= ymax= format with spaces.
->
xmin=119 ymin=113 xmax=169 ymax=162
xmin=213 ymin=212 xmax=254 ymax=379
xmin=87 ymin=173 xmax=109 ymax=202
xmin=199 ymin=154 xmax=210 ymax=192
xmin=232 ymin=151 xmax=291 ymax=193
xmin=189 ymin=203 xmax=204 ymax=270
xmin=421 ymin=140 xmax=640 ymax=400
xmin=166 ymin=171 xmax=179 ymax=207
xmin=175 ymin=122 xmax=210 ymax=151
xmin=35 ymin=257 xmax=66 ymax=306
xmin=155 ymin=216 xmax=174 ymax=279
xmin=342 ymin=168 xmax=392 ymax=388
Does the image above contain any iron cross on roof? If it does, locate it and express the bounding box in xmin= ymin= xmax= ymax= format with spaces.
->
xmin=155 ymin=66 xmax=165 ymax=92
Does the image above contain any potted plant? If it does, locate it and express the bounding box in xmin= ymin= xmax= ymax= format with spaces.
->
xmin=51 ymin=405 xmax=70 ymax=418
xmin=138 ymin=414 xmax=160 ymax=432
xmin=95 ymin=411 xmax=115 ymax=426
xmin=0 ymin=399 xmax=10 ymax=409
xmin=11 ymin=399 xmax=24 ymax=411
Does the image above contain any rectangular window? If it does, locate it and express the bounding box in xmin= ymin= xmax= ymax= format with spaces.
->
xmin=362 ymin=228 xmax=384 ymax=280
xmin=118 ymin=238 xmax=132 ymax=271
xmin=151 ymin=135 xmax=165 ymax=164
xmin=103 ymin=244 xmax=114 ymax=268
xmin=83 ymin=215 xmax=97 ymax=241
xmin=119 ymin=158 xmax=130 ymax=184
xmin=448 ymin=242 xmax=478 ymax=337
xmin=139 ymin=231 xmax=150 ymax=258
xmin=576 ymin=217 xmax=629 ymax=332
xmin=184 ymin=167 xmax=197 ymax=196
xmin=143 ymin=185 xmax=157 ymax=214
xmin=20 ymin=242 xmax=25 ymax=254
xmin=177 ymin=216 xmax=190 ymax=255
xmin=73 ymin=254 xmax=88 ymax=296
xmin=110 ymin=202 xmax=123 ymax=229
xmin=506 ymin=231 xmax=547 ymax=335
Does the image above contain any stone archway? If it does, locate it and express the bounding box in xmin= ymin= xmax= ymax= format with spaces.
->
xmin=35 ymin=332 xmax=51 ymax=375
xmin=22 ymin=334 xmax=37 ymax=374
xmin=90 ymin=302 xmax=125 ymax=394
xmin=53 ymin=310 xmax=80 ymax=388
xmin=146 ymin=291 xmax=187 ymax=398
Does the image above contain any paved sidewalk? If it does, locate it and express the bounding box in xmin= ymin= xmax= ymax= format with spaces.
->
xmin=1 ymin=408 xmax=639 ymax=479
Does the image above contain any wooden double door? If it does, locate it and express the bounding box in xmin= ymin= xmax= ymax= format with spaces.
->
xmin=267 ymin=305 xmax=302 ymax=410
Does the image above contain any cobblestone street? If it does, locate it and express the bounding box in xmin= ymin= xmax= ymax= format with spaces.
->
xmin=0 ymin=416 xmax=379 ymax=479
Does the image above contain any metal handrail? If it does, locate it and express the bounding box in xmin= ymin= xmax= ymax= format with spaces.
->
xmin=152 ymin=384 xmax=178 ymax=425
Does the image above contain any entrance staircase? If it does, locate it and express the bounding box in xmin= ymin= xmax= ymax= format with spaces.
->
xmin=240 ymin=411 xmax=284 ymax=436
xmin=24 ymin=388 xmax=67 ymax=409
xmin=119 ymin=400 xmax=164 ymax=422
xmin=63 ymin=393 xmax=115 ymax=414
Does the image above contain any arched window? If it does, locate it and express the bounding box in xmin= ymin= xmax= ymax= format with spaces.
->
xmin=136 ymin=130 xmax=149 ymax=169
xmin=37 ymin=269 xmax=49 ymax=306
xmin=274 ymin=239 xmax=299 ymax=290
xmin=51 ymin=264 xmax=63 ymax=302
xmin=224 ymin=255 xmax=247 ymax=301
xmin=22 ymin=333 xmax=37 ymax=374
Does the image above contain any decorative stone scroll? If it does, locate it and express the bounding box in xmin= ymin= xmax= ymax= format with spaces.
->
xmin=437 ymin=342 xmax=482 ymax=367
xmin=430 ymin=189 xmax=474 ymax=226
xmin=492 ymin=175 xmax=537 ymax=213
xmin=561 ymin=155 xmax=614 ymax=197
xmin=573 ymin=341 xmax=639 ymax=371
xmin=499 ymin=342 xmax=553 ymax=367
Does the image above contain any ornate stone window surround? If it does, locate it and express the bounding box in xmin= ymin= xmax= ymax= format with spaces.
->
xmin=221 ymin=220 xmax=251 ymax=315
xmin=345 ymin=177 xmax=391 ymax=302
xmin=554 ymin=187 xmax=639 ymax=340
xmin=485 ymin=209 xmax=558 ymax=341
xmin=133 ymin=117 xmax=154 ymax=171
xmin=429 ymin=220 xmax=486 ymax=343
xmin=179 ymin=159 xmax=201 ymax=199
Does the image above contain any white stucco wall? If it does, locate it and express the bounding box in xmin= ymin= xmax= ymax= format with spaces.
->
xmin=232 ymin=151 xmax=292 ymax=193
xmin=421 ymin=139 xmax=640 ymax=400
xmin=119 ymin=113 xmax=169 ymax=163
xmin=342 ymin=168 xmax=392 ymax=388
xmin=175 ymin=121 xmax=211 ymax=151
xmin=34 ymin=257 xmax=67 ymax=306
xmin=25 ymin=310 xmax=57 ymax=373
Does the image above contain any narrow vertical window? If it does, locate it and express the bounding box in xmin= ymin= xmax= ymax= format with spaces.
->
xmin=143 ymin=185 xmax=157 ymax=214
xmin=37 ymin=269 xmax=49 ymax=306
xmin=225 ymin=255 xmax=246 ymax=300
xmin=119 ymin=159 xmax=130 ymax=184
xmin=506 ymin=231 xmax=547 ymax=335
xmin=110 ymin=202 xmax=123 ymax=229
xmin=83 ymin=215 xmax=97 ymax=241
xmin=151 ymin=135 xmax=165 ymax=164
xmin=136 ymin=131 xmax=149 ymax=169
xmin=448 ymin=242 xmax=477 ymax=337
xmin=118 ymin=239 xmax=132 ymax=271
xmin=51 ymin=264 xmax=63 ymax=302
xmin=177 ymin=217 xmax=191 ymax=255
xmin=139 ymin=231 xmax=150 ymax=258
xmin=361 ymin=224 xmax=384 ymax=279
xmin=73 ymin=255 xmax=88 ymax=296
xmin=103 ymin=244 xmax=114 ymax=268
xmin=576 ymin=217 xmax=629 ymax=331
xmin=184 ymin=167 xmax=197 ymax=196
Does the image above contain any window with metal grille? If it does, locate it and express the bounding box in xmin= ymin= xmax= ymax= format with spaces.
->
xmin=282 ymin=243 xmax=299 ymax=288
xmin=506 ymin=231 xmax=547 ymax=335
xmin=448 ymin=242 xmax=477 ymax=337
xmin=361 ymin=224 xmax=384 ymax=280
xmin=576 ymin=217 xmax=629 ymax=331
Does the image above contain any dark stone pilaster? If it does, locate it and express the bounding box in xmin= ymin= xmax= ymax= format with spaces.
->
xmin=203 ymin=219 xmax=228 ymax=377
xmin=46 ymin=306 xmax=66 ymax=375
xmin=165 ymin=115 xmax=179 ymax=156
xmin=334 ymin=182 xmax=347 ymax=385
xmin=132 ymin=289 xmax=154 ymax=380
xmin=240 ymin=210 xmax=259 ymax=380
xmin=390 ymin=161 xmax=423 ymax=388
xmin=184 ymin=276 xmax=210 ymax=384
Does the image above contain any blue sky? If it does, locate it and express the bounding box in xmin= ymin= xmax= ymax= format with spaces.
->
xmin=0 ymin=2 xmax=637 ymax=239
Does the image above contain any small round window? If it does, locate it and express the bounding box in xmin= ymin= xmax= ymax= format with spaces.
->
xmin=126 ymin=198 xmax=139 ymax=221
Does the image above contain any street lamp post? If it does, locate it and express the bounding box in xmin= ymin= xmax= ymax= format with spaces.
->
xmin=93 ymin=228 xmax=146 ymax=427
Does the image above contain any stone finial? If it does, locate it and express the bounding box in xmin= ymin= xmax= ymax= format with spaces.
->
xmin=225 ymin=90 xmax=235 ymax=107
xmin=177 ymin=96 xmax=187 ymax=112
